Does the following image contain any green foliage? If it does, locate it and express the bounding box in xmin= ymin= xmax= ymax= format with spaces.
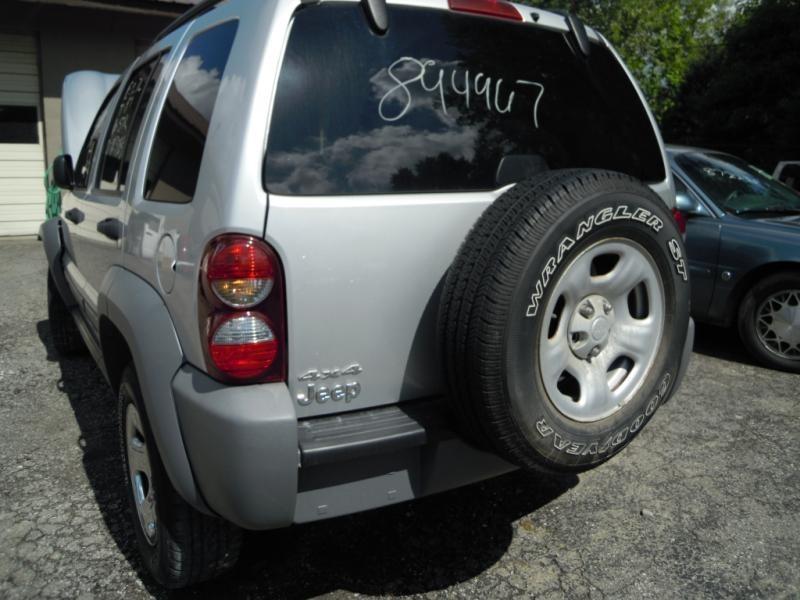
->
xmin=663 ymin=0 xmax=800 ymax=169
xmin=521 ymin=0 xmax=735 ymax=120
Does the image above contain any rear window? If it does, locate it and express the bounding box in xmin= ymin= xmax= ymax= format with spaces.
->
xmin=264 ymin=4 xmax=665 ymax=196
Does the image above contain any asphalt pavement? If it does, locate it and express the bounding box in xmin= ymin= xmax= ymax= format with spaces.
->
xmin=0 ymin=238 xmax=798 ymax=599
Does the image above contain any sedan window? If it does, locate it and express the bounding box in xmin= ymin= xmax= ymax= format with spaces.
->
xmin=675 ymin=152 xmax=800 ymax=216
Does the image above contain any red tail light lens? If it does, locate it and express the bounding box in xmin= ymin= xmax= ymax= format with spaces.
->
xmin=206 ymin=235 xmax=275 ymax=308
xmin=200 ymin=235 xmax=286 ymax=383
xmin=448 ymin=0 xmax=522 ymax=21
xmin=672 ymin=208 xmax=687 ymax=235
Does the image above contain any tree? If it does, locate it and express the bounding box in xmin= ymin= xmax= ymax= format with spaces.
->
xmin=522 ymin=0 xmax=735 ymax=120
xmin=663 ymin=0 xmax=800 ymax=170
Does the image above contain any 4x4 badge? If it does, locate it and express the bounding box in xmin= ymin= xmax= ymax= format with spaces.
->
xmin=298 ymin=363 xmax=363 ymax=382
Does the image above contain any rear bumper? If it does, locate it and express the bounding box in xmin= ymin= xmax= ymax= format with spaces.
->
xmin=172 ymin=365 xmax=513 ymax=530
xmin=172 ymin=319 xmax=694 ymax=530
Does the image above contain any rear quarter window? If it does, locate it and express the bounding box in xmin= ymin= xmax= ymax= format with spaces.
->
xmin=144 ymin=20 xmax=238 ymax=204
xmin=264 ymin=4 xmax=665 ymax=196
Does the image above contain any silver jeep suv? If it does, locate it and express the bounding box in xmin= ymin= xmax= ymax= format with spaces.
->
xmin=41 ymin=0 xmax=694 ymax=587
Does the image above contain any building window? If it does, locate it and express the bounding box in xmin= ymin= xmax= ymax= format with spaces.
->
xmin=0 ymin=106 xmax=38 ymax=144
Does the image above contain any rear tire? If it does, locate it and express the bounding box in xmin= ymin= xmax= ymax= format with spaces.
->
xmin=738 ymin=272 xmax=800 ymax=373
xmin=118 ymin=366 xmax=242 ymax=588
xmin=47 ymin=273 xmax=85 ymax=356
xmin=440 ymin=170 xmax=690 ymax=472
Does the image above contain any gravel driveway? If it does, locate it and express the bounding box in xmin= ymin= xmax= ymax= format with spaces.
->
xmin=0 ymin=238 xmax=798 ymax=599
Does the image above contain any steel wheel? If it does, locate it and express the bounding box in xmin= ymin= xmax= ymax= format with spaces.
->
xmin=125 ymin=403 xmax=158 ymax=546
xmin=756 ymin=289 xmax=800 ymax=360
xmin=539 ymin=239 xmax=665 ymax=422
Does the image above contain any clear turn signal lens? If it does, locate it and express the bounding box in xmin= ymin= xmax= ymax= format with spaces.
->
xmin=209 ymin=313 xmax=278 ymax=379
xmin=211 ymin=278 xmax=273 ymax=308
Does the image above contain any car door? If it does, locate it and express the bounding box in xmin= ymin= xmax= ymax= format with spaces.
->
xmin=674 ymin=174 xmax=721 ymax=321
xmin=61 ymin=84 xmax=119 ymax=332
xmin=66 ymin=58 xmax=167 ymax=335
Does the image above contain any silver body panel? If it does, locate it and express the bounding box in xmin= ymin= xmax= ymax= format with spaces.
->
xmin=268 ymin=188 xmax=509 ymax=417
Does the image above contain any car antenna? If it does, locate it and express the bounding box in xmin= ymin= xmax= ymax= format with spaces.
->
xmin=361 ymin=0 xmax=388 ymax=34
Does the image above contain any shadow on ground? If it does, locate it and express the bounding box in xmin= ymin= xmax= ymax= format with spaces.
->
xmin=692 ymin=322 xmax=760 ymax=367
xmin=36 ymin=319 xmax=578 ymax=599
xmin=35 ymin=320 xmax=160 ymax=595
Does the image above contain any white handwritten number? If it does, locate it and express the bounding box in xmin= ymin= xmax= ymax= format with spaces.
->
xmin=451 ymin=68 xmax=470 ymax=108
xmin=420 ymin=59 xmax=448 ymax=116
xmin=378 ymin=56 xmax=424 ymax=122
xmin=515 ymin=80 xmax=545 ymax=128
xmin=378 ymin=57 xmax=545 ymax=128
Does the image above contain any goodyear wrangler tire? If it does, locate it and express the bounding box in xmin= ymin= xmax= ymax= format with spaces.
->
xmin=440 ymin=169 xmax=690 ymax=471
xmin=118 ymin=366 xmax=242 ymax=587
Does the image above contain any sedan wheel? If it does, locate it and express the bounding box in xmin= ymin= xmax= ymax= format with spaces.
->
xmin=739 ymin=273 xmax=800 ymax=374
xmin=756 ymin=289 xmax=800 ymax=360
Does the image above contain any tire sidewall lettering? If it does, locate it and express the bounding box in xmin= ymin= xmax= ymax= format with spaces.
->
xmin=525 ymin=203 xmax=665 ymax=318
xmin=534 ymin=372 xmax=673 ymax=458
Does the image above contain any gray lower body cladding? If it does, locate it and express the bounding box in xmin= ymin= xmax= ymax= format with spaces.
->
xmin=172 ymin=364 xmax=515 ymax=529
xmin=173 ymin=316 xmax=692 ymax=530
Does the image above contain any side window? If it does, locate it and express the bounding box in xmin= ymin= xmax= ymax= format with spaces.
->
xmin=74 ymin=85 xmax=118 ymax=189
xmin=97 ymin=54 xmax=166 ymax=193
xmin=144 ymin=20 xmax=238 ymax=204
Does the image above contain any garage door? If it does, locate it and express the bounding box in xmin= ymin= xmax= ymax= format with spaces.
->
xmin=0 ymin=33 xmax=45 ymax=236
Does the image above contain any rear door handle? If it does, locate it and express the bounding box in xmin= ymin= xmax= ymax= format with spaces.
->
xmin=97 ymin=218 xmax=123 ymax=241
xmin=64 ymin=208 xmax=84 ymax=224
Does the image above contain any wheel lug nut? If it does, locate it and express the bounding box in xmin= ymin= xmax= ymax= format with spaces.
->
xmin=579 ymin=301 xmax=595 ymax=319
xmin=603 ymin=300 xmax=612 ymax=315
xmin=590 ymin=346 xmax=601 ymax=357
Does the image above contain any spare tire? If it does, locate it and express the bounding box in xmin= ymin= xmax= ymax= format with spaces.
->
xmin=440 ymin=169 xmax=690 ymax=472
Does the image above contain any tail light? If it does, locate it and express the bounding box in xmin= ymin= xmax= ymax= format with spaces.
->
xmin=671 ymin=208 xmax=687 ymax=236
xmin=200 ymin=235 xmax=286 ymax=383
xmin=448 ymin=0 xmax=523 ymax=21
xmin=206 ymin=236 xmax=274 ymax=307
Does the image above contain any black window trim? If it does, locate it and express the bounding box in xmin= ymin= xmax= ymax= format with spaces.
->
xmin=73 ymin=83 xmax=121 ymax=192
xmin=94 ymin=51 xmax=170 ymax=197
xmin=673 ymin=168 xmax=721 ymax=219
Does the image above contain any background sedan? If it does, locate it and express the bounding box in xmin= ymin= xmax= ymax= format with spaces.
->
xmin=668 ymin=146 xmax=800 ymax=373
